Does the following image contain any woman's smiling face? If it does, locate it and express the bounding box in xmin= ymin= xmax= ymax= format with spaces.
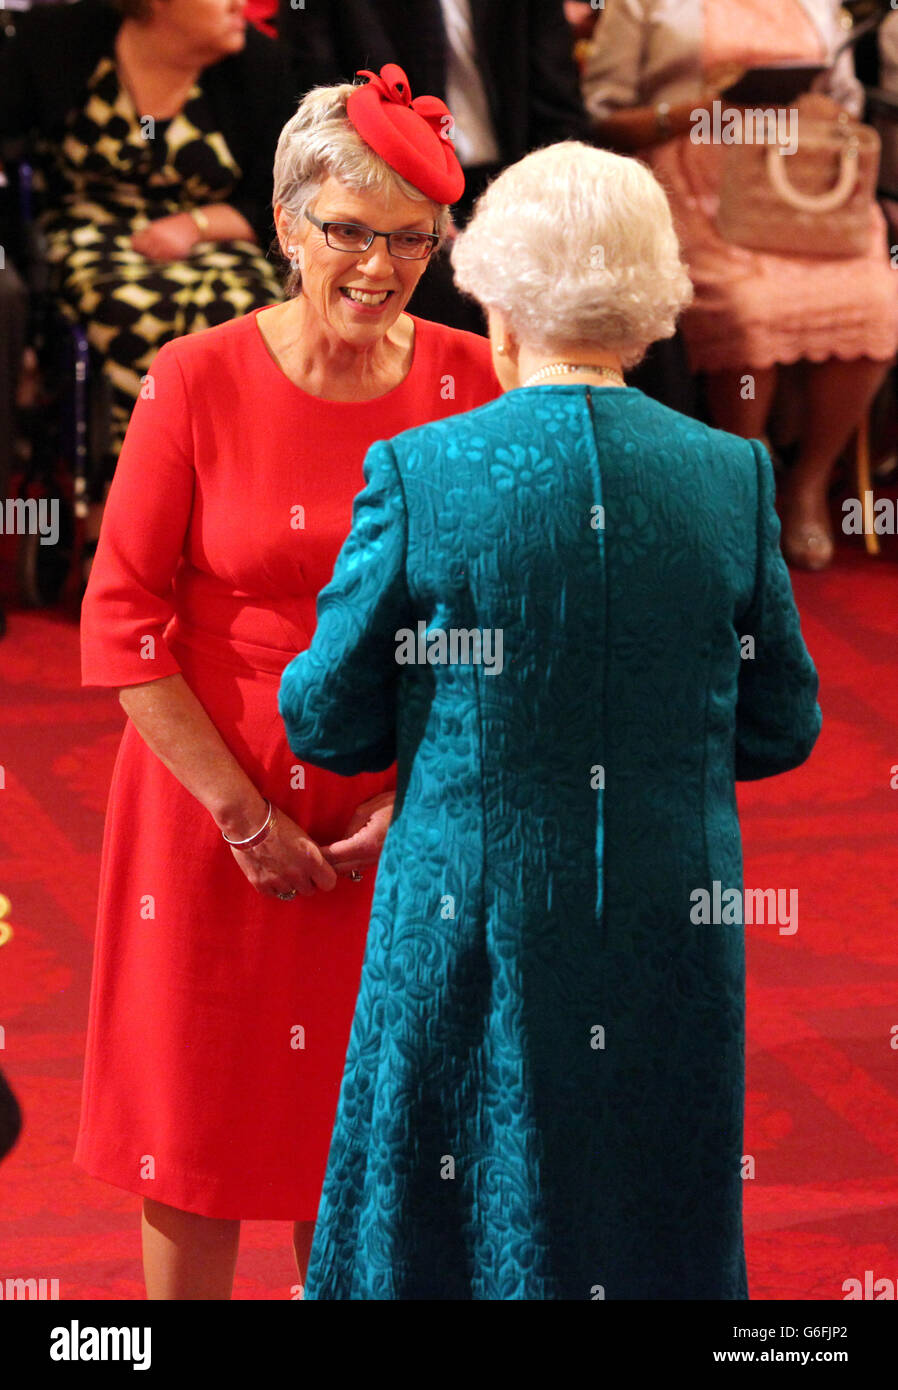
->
xmin=287 ymin=175 xmax=438 ymax=347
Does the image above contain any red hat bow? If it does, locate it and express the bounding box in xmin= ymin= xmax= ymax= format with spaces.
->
xmin=346 ymin=64 xmax=465 ymax=205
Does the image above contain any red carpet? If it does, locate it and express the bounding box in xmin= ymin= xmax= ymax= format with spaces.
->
xmin=1 ymin=531 xmax=897 ymax=1300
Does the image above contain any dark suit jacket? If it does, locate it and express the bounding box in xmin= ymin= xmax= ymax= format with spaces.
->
xmin=0 ymin=0 xmax=298 ymax=246
xmin=277 ymin=0 xmax=592 ymax=163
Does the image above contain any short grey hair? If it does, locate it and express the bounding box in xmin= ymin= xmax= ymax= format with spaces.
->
xmin=272 ymin=82 xmax=452 ymax=295
xmin=451 ymin=142 xmax=694 ymax=367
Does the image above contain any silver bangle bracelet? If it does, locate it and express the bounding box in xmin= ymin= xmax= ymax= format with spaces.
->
xmin=222 ymin=798 xmax=275 ymax=849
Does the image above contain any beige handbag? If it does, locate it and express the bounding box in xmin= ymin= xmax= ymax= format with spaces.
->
xmin=715 ymin=96 xmax=881 ymax=257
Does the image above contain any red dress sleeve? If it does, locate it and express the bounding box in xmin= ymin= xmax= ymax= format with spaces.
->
xmin=80 ymin=341 xmax=195 ymax=689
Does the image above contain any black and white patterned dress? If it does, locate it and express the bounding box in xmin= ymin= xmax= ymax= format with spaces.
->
xmin=36 ymin=54 xmax=283 ymax=496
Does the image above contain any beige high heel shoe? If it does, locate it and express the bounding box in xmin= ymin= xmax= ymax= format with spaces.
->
xmin=781 ymin=520 xmax=834 ymax=572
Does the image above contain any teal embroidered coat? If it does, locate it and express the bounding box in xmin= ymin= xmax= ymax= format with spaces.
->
xmin=278 ymin=384 xmax=821 ymax=1300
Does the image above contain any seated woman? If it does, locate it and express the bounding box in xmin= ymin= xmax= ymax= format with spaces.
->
xmin=581 ymin=0 xmax=898 ymax=570
xmin=0 ymin=0 xmax=295 ymax=578
xmin=278 ymin=141 xmax=822 ymax=1299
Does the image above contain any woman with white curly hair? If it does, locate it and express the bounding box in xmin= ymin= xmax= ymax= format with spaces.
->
xmin=279 ymin=141 xmax=822 ymax=1299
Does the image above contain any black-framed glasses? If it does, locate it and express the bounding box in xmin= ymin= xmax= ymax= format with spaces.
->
xmin=304 ymin=210 xmax=439 ymax=260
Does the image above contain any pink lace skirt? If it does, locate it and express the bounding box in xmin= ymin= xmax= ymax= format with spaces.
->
xmin=648 ymin=0 xmax=898 ymax=371
xmin=651 ymin=139 xmax=898 ymax=372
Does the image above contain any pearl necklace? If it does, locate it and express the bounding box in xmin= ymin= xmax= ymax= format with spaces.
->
xmin=521 ymin=361 xmax=625 ymax=388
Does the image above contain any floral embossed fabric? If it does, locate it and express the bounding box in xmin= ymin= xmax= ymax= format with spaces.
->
xmin=279 ymin=384 xmax=822 ymax=1298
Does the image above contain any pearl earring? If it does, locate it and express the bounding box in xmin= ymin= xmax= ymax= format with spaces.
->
xmin=497 ymin=343 xmax=507 ymax=356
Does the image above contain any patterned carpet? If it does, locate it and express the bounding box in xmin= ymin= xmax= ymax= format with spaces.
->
xmin=1 ymin=535 xmax=896 ymax=1300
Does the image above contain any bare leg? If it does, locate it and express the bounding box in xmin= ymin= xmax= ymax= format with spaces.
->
xmin=292 ymin=1220 xmax=315 ymax=1298
xmin=704 ymin=365 xmax=778 ymax=440
xmin=767 ymin=362 xmax=806 ymax=453
xmin=142 ymin=1197 xmax=240 ymax=1300
xmin=780 ymin=355 xmax=889 ymax=570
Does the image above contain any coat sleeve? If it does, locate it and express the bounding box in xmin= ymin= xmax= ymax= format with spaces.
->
xmin=0 ymin=11 xmax=38 ymax=136
xmin=580 ymin=0 xmax=648 ymax=120
xmin=276 ymin=0 xmax=346 ymax=93
xmin=734 ymin=440 xmax=822 ymax=780
xmin=278 ymin=438 xmax=413 ymax=776
xmin=227 ymin=32 xmax=298 ymax=249
xmin=80 ymin=341 xmax=194 ymax=689
xmin=526 ymin=0 xmax=594 ymax=146
xmin=0 ymin=0 xmax=115 ymax=139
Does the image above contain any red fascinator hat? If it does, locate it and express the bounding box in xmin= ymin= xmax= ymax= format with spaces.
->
xmin=346 ymin=64 xmax=465 ymax=205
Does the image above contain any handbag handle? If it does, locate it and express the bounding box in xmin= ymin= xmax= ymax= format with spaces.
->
xmin=766 ymin=136 xmax=860 ymax=214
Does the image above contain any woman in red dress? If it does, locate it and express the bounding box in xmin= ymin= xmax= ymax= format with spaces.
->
xmin=77 ymin=65 xmax=499 ymax=1299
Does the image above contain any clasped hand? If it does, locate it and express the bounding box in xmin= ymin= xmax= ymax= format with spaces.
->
xmin=228 ymin=791 xmax=396 ymax=900
xmin=130 ymin=212 xmax=204 ymax=261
